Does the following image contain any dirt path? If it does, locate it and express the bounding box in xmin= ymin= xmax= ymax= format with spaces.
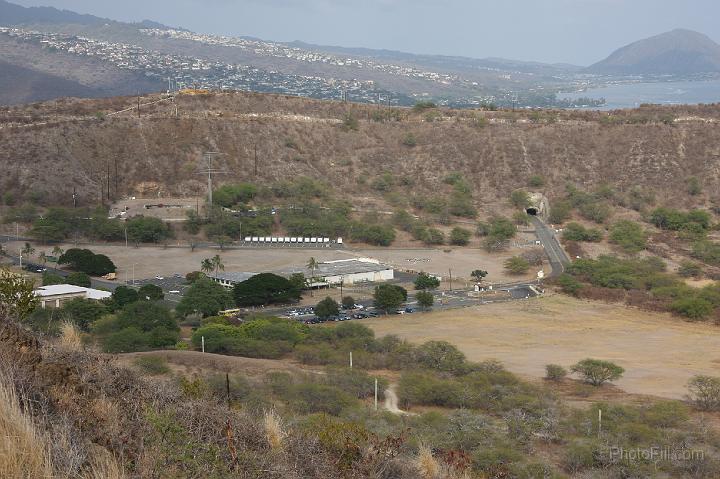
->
xmin=365 ymin=295 xmax=720 ymax=400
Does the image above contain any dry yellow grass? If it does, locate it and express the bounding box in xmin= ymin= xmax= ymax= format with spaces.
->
xmin=263 ymin=409 xmax=285 ymax=451
xmin=416 ymin=444 xmax=440 ymax=479
xmin=59 ymin=321 xmax=82 ymax=351
xmin=365 ymin=294 xmax=720 ymax=399
xmin=0 ymin=374 xmax=53 ymax=479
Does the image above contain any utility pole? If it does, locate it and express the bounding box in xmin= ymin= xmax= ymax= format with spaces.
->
xmin=254 ymin=144 xmax=258 ymax=177
xmin=197 ymin=152 xmax=227 ymax=218
xmin=448 ymin=269 xmax=453 ymax=292
xmin=374 ymin=378 xmax=378 ymax=411
xmin=72 ymin=187 xmax=77 ymax=208
xmin=137 ymin=92 xmax=141 ymax=118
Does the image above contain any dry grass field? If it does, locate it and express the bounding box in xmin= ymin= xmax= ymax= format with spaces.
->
xmin=4 ymin=240 xmax=539 ymax=282
xmin=365 ymin=294 xmax=720 ymax=399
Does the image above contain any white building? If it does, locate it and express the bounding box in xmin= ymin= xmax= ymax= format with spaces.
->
xmin=34 ymin=284 xmax=112 ymax=309
xmin=211 ymin=258 xmax=394 ymax=288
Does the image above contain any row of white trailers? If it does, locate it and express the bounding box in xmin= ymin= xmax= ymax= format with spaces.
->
xmin=243 ymin=236 xmax=343 ymax=245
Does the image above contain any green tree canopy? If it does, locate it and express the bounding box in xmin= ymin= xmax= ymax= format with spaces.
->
xmin=176 ymin=277 xmax=231 ymax=318
xmin=416 ymin=291 xmax=434 ymax=310
xmin=111 ymin=286 xmax=139 ymax=308
xmin=66 ymin=272 xmax=91 ymax=288
xmin=126 ymin=216 xmax=173 ymax=243
xmin=414 ymin=272 xmax=440 ymax=291
xmin=233 ymin=273 xmax=301 ymax=307
xmin=138 ymin=284 xmax=164 ymax=301
xmin=61 ymin=298 xmax=108 ymax=331
xmin=316 ymin=297 xmax=339 ymax=319
xmin=373 ymin=284 xmax=407 ymax=312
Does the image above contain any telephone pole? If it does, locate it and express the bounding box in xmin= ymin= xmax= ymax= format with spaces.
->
xmin=197 ymin=152 xmax=227 ymax=218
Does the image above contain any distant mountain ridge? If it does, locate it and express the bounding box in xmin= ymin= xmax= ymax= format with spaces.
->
xmin=0 ymin=0 xmax=168 ymax=29
xmin=588 ymin=29 xmax=720 ymax=75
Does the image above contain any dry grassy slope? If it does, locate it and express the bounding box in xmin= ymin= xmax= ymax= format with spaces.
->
xmin=2 ymin=91 xmax=720 ymax=206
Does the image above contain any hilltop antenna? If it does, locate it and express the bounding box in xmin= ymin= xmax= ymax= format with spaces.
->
xmin=197 ymin=152 xmax=227 ymax=217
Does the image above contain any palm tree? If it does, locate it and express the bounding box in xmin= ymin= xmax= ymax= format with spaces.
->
xmin=21 ymin=242 xmax=35 ymax=259
xmin=211 ymin=254 xmax=225 ymax=278
xmin=52 ymin=246 xmax=64 ymax=271
xmin=200 ymin=258 xmax=214 ymax=276
xmin=306 ymin=257 xmax=319 ymax=297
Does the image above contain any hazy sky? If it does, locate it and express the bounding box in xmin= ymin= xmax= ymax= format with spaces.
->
xmin=11 ymin=0 xmax=720 ymax=65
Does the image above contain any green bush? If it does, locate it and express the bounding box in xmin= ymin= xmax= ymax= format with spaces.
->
xmin=449 ymin=227 xmax=472 ymax=245
xmin=528 ymin=175 xmax=545 ymax=188
xmin=545 ymin=364 xmax=567 ymax=381
xmin=609 ymin=220 xmax=647 ymax=253
xmin=579 ymin=201 xmax=612 ymax=224
xmin=373 ymin=284 xmax=407 ymax=312
xmin=687 ymin=375 xmax=720 ymax=411
xmin=692 ymin=240 xmax=720 ymax=265
xmin=415 ymin=341 xmax=467 ymax=373
xmin=316 ymin=297 xmax=339 ymax=319
xmin=643 ymin=400 xmax=689 ymax=427
xmin=134 ymin=355 xmax=171 ymax=375
xmin=58 ymin=248 xmax=116 ymax=276
xmin=504 ymin=256 xmax=531 ymax=275
xmin=138 ymin=284 xmax=164 ymax=301
xmin=212 ymin=183 xmax=257 ymax=208
xmin=649 ymin=207 xmax=710 ymax=232
xmin=562 ymin=222 xmax=603 ymax=242
xmin=60 ymin=298 xmax=108 ymax=331
xmin=102 ymin=327 xmax=149 ymax=353
xmin=557 ymin=274 xmax=583 ymax=296
xmin=126 ymin=216 xmax=173 ymax=243
xmin=414 ymin=272 xmax=440 ymax=290
xmin=670 ymin=297 xmax=713 ymax=320
xmin=548 ymin=200 xmax=572 ymax=224
xmin=510 ymin=190 xmax=531 ymax=209
xmin=176 ymin=278 xmax=231 ymax=318
xmin=286 ymin=382 xmax=357 ymax=415
xmin=678 ymin=261 xmax=703 ymax=278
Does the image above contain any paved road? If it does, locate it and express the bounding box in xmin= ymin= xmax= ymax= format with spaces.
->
xmin=530 ymin=216 xmax=570 ymax=278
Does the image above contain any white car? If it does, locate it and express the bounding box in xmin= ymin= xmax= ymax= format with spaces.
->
xmin=155 ymin=276 xmax=164 ymax=280
xmin=168 ymin=290 xmax=181 ymax=294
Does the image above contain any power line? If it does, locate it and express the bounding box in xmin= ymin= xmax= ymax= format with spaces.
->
xmin=197 ymin=152 xmax=227 ymax=216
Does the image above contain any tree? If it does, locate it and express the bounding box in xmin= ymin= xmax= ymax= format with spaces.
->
xmin=66 ymin=272 xmax=91 ymax=288
xmin=316 ymin=297 xmax=339 ymax=319
xmin=504 ymin=256 xmax=531 ymax=275
xmin=58 ymin=248 xmax=115 ymax=276
xmin=61 ymin=298 xmax=107 ymax=331
xmin=373 ymin=284 xmax=407 ymax=313
xmin=0 ymin=268 xmax=38 ymax=319
xmin=211 ymin=254 xmax=225 ymax=278
xmin=126 ymin=216 xmax=172 ymax=244
xmin=670 ymin=297 xmax=713 ymax=320
xmin=563 ymin=223 xmax=603 ymax=242
xmin=414 ymin=272 xmax=440 ymax=291
xmin=289 ymin=272 xmax=307 ymax=291
xmin=471 ymin=270 xmax=488 ymax=283
xmin=213 ymin=235 xmax=232 ymax=251
xmin=200 ymin=258 xmax=214 ymax=276
xmin=38 ymin=251 xmax=48 ymax=269
xmin=51 ymin=246 xmax=64 ymax=270
xmin=111 ymin=286 xmax=139 ymax=308
xmin=341 ymin=296 xmax=356 ymax=310
xmin=528 ymin=175 xmax=545 ymax=188
xmin=21 ymin=242 xmax=35 ymax=259
xmin=416 ymin=291 xmax=434 ymax=310
xmin=42 ymin=272 xmax=64 ymax=286
xmin=687 ymin=375 xmax=720 ymax=411
xmin=687 ymin=176 xmax=702 ymax=196
xmin=233 ymin=273 xmax=301 ymax=307
xmin=138 ymin=284 xmax=164 ymax=301
xmin=570 ymin=359 xmax=624 ymax=386
xmin=176 ymin=277 xmax=231 ymax=318
xmin=450 ymin=227 xmax=472 ymax=246
xmin=307 ymin=257 xmax=319 ymax=297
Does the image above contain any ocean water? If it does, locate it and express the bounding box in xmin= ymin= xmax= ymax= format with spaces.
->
xmin=559 ymin=79 xmax=720 ymax=110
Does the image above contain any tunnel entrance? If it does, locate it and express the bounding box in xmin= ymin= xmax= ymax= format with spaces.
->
xmin=526 ymin=208 xmax=538 ymax=216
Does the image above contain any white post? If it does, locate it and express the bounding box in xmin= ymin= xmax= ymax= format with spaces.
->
xmin=132 ymin=264 xmax=135 ymax=286
xmin=349 ymin=351 xmax=353 ymax=369
xmin=19 ymin=253 xmax=22 ymax=269
xmin=201 ymin=336 xmax=205 ymax=353
xmin=598 ymin=409 xmax=602 ymax=438
xmin=374 ymin=378 xmax=378 ymax=411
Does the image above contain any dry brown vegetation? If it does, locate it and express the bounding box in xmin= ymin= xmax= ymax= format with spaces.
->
xmin=1 ymin=91 xmax=720 ymax=211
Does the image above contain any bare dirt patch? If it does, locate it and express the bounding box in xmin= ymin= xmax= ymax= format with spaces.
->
xmin=364 ymin=294 xmax=720 ymax=399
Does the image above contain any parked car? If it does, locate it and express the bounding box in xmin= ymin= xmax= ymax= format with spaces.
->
xmin=405 ymin=307 xmax=415 ymax=314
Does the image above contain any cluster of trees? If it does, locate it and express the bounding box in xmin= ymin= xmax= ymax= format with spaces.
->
xmin=562 ymin=222 xmax=603 ymax=242
xmin=212 ymin=183 xmax=258 ymax=209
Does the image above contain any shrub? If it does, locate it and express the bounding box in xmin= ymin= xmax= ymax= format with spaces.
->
xmin=415 ymin=341 xmax=466 ymax=373
xmin=134 ymin=355 xmax=171 ymax=375
xmin=504 ymin=256 xmax=531 ymax=275
xmin=126 ymin=216 xmax=173 ymax=243
xmin=562 ymin=223 xmax=603 ymax=242
xmin=579 ymin=202 xmax=612 ymax=224
xmin=570 ymin=359 xmax=624 ymax=386
xmin=545 ymin=364 xmax=567 ymax=381
xmin=678 ymin=261 xmax=703 ymax=278
xmin=373 ymin=284 xmax=407 ymax=312
xmin=402 ymin=133 xmax=417 ymax=147
xmin=341 ymin=296 xmax=355 ymax=310
xmin=687 ymin=375 xmax=720 ymax=411
xmin=609 ymin=220 xmax=647 ymax=253
xmin=416 ymin=291 xmax=434 ymax=310
xmin=670 ymin=297 xmax=713 ymax=320
xmin=111 ymin=286 xmax=139 ymax=308
xmin=510 ymin=190 xmax=531 ymax=209
xmin=548 ymin=200 xmax=572 ymax=224
xmin=287 ymin=383 xmax=357 ymax=415
xmin=60 ymin=298 xmax=107 ymax=331
xmin=102 ymin=327 xmax=149 ymax=353
xmin=692 ymin=240 xmax=720 ymax=265
xmin=449 ymin=227 xmax=472 ymax=245
xmin=424 ymin=228 xmax=445 ymax=245
xmin=528 ymin=175 xmax=545 ymax=188
xmin=66 ymin=272 xmax=91 ymax=287
xmin=138 ymin=284 xmax=164 ymax=301
xmin=556 ymin=274 xmax=583 ymax=296
xmin=643 ymin=400 xmax=689 ymax=427
xmin=687 ymin=176 xmax=702 ymax=196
